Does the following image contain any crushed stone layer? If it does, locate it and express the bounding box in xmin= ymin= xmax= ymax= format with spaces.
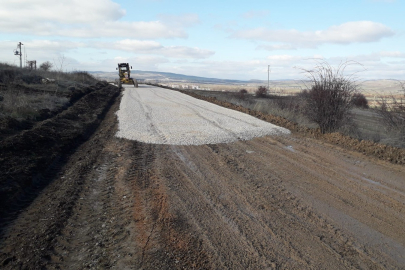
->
xmin=116 ymin=85 xmax=290 ymax=145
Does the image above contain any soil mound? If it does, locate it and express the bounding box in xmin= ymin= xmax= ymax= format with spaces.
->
xmin=0 ymin=81 xmax=120 ymax=213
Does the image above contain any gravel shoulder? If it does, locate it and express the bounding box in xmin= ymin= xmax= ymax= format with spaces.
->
xmin=0 ymin=85 xmax=404 ymax=269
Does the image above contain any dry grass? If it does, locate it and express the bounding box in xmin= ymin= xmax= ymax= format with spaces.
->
xmin=0 ymin=63 xmax=98 ymax=90
xmin=0 ymin=88 xmax=68 ymax=120
xmin=198 ymin=92 xmax=316 ymax=129
xmin=0 ymin=62 xmax=99 ymax=136
xmin=187 ymin=88 xmax=405 ymax=149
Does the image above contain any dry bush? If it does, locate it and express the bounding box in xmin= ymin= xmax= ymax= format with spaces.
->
xmin=352 ymin=93 xmax=369 ymax=108
xmin=236 ymin=89 xmax=248 ymax=100
xmin=299 ymin=60 xmax=361 ymax=133
xmin=377 ymin=81 xmax=405 ymax=136
xmin=39 ymin=61 xmax=53 ymax=71
xmin=255 ymin=86 xmax=267 ymax=98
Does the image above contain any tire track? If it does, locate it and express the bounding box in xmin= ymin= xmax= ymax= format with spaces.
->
xmin=126 ymin=89 xmax=168 ymax=144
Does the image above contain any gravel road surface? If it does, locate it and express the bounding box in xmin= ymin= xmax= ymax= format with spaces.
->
xmin=116 ymin=85 xmax=290 ymax=145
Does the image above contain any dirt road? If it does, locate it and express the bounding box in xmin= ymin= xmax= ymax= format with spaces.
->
xmin=1 ymin=87 xmax=404 ymax=269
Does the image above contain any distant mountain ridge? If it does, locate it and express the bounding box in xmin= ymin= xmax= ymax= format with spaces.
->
xmin=89 ymin=70 xmax=274 ymax=84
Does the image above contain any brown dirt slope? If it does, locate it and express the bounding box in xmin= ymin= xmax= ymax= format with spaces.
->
xmin=0 ymin=81 xmax=119 ymax=214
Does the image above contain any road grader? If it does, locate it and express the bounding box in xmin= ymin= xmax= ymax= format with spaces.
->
xmin=116 ymin=63 xmax=138 ymax=88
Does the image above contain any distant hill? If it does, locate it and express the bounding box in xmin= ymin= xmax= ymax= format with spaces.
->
xmin=89 ymin=70 xmax=402 ymax=94
xmin=90 ymin=70 xmax=260 ymax=84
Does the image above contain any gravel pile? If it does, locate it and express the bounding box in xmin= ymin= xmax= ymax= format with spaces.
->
xmin=116 ymin=85 xmax=290 ymax=145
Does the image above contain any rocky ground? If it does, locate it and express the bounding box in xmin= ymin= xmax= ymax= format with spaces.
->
xmin=0 ymin=85 xmax=404 ymax=269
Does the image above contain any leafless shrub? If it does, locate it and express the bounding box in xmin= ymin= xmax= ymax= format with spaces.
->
xmin=39 ymin=61 xmax=53 ymax=71
xmin=236 ymin=89 xmax=248 ymax=100
xmin=255 ymin=86 xmax=267 ymax=98
xmin=352 ymin=93 xmax=369 ymax=109
xmin=298 ymin=60 xmax=362 ymax=133
xmin=376 ymin=81 xmax=405 ymax=135
xmin=53 ymin=55 xmax=68 ymax=72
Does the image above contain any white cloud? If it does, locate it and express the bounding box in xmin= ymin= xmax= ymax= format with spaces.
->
xmin=379 ymin=51 xmax=405 ymax=58
xmin=242 ymin=10 xmax=270 ymax=19
xmin=231 ymin=21 xmax=394 ymax=48
xmin=101 ymin=39 xmax=215 ymax=59
xmin=0 ymin=0 xmax=189 ymax=39
xmin=327 ymin=51 xmax=405 ymax=64
xmin=159 ymin=46 xmax=214 ymax=59
xmin=109 ymin=55 xmax=169 ymax=70
xmin=110 ymin=40 xmax=163 ymax=52
xmin=157 ymin=13 xmax=200 ymax=27
xmin=0 ymin=0 xmax=124 ymax=24
xmin=257 ymin=44 xmax=297 ymax=51
xmin=61 ymin=21 xmax=187 ymax=39
xmin=0 ymin=40 xmax=84 ymax=52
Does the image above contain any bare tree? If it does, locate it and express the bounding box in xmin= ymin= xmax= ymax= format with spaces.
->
xmin=299 ymin=60 xmax=362 ymax=133
xmin=53 ymin=55 xmax=69 ymax=72
xmin=39 ymin=61 xmax=53 ymax=71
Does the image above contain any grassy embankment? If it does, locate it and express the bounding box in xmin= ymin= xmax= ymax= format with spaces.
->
xmin=189 ymin=89 xmax=405 ymax=149
xmin=0 ymin=62 xmax=99 ymax=139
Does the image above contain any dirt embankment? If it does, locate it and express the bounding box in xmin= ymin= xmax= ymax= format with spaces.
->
xmin=0 ymin=82 xmax=101 ymax=140
xmin=179 ymin=90 xmax=405 ymax=165
xmin=0 ymin=81 xmax=120 ymax=215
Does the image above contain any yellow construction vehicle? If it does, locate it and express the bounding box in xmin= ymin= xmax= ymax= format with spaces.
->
xmin=116 ymin=63 xmax=138 ymax=88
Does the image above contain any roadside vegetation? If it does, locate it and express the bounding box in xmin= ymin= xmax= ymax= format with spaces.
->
xmin=180 ymin=61 xmax=404 ymax=149
xmin=0 ymin=62 xmax=99 ymax=139
xmin=376 ymin=81 xmax=405 ymax=145
xmin=298 ymin=61 xmax=359 ymax=134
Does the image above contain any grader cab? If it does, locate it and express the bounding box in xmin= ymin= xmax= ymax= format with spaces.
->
xmin=116 ymin=63 xmax=138 ymax=88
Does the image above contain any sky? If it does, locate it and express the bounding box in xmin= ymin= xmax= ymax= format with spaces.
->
xmin=0 ymin=0 xmax=404 ymax=80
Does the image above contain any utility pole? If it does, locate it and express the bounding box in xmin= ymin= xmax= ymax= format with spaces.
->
xmin=14 ymin=42 xmax=23 ymax=68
